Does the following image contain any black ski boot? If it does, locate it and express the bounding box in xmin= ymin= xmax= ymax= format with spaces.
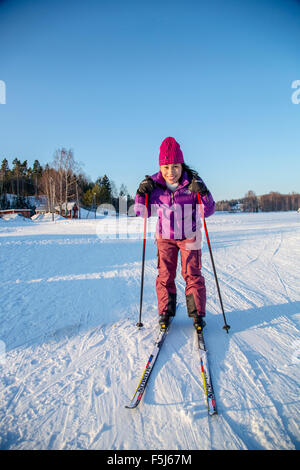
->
xmin=186 ymin=293 xmax=206 ymax=332
xmin=158 ymin=293 xmax=176 ymax=330
xmin=193 ymin=315 xmax=206 ymax=333
xmin=159 ymin=314 xmax=170 ymax=330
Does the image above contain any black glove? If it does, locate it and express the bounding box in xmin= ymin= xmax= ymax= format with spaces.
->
xmin=188 ymin=177 xmax=209 ymax=196
xmin=137 ymin=175 xmax=155 ymax=195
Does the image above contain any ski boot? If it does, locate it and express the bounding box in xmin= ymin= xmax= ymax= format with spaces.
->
xmin=158 ymin=293 xmax=176 ymax=330
xmin=159 ymin=314 xmax=170 ymax=330
xmin=186 ymin=294 xmax=206 ymax=332
xmin=193 ymin=315 xmax=206 ymax=333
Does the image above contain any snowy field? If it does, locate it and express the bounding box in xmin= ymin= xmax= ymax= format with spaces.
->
xmin=0 ymin=210 xmax=299 ymax=450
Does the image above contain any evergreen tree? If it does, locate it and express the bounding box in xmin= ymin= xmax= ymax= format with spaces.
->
xmin=12 ymin=158 xmax=22 ymax=197
xmin=32 ymin=159 xmax=43 ymax=196
xmin=0 ymin=158 xmax=10 ymax=194
xmin=96 ymin=174 xmax=112 ymax=204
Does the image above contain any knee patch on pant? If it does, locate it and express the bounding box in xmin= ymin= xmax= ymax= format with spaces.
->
xmin=167 ymin=292 xmax=177 ymax=317
xmin=186 ymin=293 xmax=197 ymax=317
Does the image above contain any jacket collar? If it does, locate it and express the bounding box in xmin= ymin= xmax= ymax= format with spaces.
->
xmin=151 ymin=170 xmax=190 ymax=189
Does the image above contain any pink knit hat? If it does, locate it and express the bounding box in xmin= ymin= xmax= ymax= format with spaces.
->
xmin=159 ymin=137 xmax=184 ymax=165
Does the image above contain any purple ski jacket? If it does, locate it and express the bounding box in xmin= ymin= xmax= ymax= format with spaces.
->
xmin=134 ymin=171 xmax=215 ymax=240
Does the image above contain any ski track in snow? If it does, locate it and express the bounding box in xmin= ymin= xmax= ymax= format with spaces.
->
xmin=0 ymin=212 xmax=299 ymax=449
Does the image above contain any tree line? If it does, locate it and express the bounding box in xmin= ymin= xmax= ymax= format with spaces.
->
xmin=1 ymin=155 xmax=299 ymax=214
xmin=0 ymin=149 xmax=134 ymax=214
xmin=216 ymin=190 xmax=300 ymax=212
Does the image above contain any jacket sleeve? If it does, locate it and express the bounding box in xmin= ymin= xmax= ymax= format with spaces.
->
xmin=193 ymin=175 xmax=215 ymax=218
xmin=201 ymin=191 xmax=215 ymax=218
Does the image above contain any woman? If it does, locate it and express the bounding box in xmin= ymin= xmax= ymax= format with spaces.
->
xmin=134 ymin=137 xmax=215 ymax=331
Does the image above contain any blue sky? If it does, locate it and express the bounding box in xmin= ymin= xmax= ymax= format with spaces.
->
xmin=0 ymin=0 xmax=299 ymax=201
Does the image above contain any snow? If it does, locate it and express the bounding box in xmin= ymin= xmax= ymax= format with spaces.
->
xmin=0 ymin=213 xmax=33 ymax=223
xmin=0 ymin=211 xmax=299 ymax=450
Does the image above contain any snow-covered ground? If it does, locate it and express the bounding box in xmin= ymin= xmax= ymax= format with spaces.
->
xmin=0 ymin=211 xmax=299 ymax=450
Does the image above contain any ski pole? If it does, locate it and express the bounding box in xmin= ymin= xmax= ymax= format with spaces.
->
xmin=137 ymin=193 xmax=149 ymax=328
xmin=197 ymin=192 xmax=230 ymax=333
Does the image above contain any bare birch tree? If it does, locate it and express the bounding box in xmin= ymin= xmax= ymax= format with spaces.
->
xmin=52 ymin=148 xmax=79 ymax=216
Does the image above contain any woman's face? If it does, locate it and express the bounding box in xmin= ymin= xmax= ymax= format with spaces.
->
xmin=160 ymin=164 xmax=182 ymax=185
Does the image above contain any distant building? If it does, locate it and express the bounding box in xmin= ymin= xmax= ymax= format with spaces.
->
xmin=230 ymin=202 xmax=244 ymax=213
xmin=55 ymin=202 xmax=79 ymax=219
xmin=34 ymin=205 xmax=48 ymax=215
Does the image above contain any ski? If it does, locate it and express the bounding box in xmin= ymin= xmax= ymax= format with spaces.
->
xmin=125 ymin=322 xmax=172 ymax=409
xmin=125 ymin=320 xmax=217 ymax=414
xmin=196 ymin=328 xmax=218 ymax=416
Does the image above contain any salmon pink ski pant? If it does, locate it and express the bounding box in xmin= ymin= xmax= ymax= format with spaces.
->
xmin=156 ymin=238 xmax=206 ymax=317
